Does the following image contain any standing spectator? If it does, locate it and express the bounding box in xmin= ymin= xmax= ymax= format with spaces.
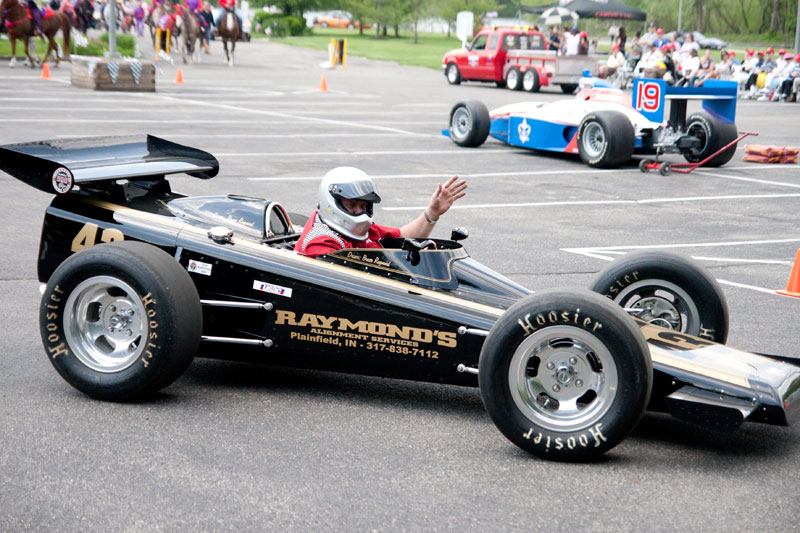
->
xmin=617 ymin=26 xmax=627 ymax=54
xmin=642 ymin=22 xmax=657 ymax=45
xmin=133 ymin=0 xmax=145 ymax=36
xmin=199 ymin=1 xmax=214 ymax=45
xmin=654 ymin=28 xmax=667 ymax=48
xmin=548 ymin=26 xmax=562 ymax=54
xmin=578 ymin=31 xmax=589 ymax=55
xmin=629 ymin=30 xmax=643 ymax=62
xmin=608 ymin=23 xmax=618 ymax=46
xmin=588 ymin=39 xmax=598 ymax=54
xmin=564 ymin=26 xmax=580 ymax=56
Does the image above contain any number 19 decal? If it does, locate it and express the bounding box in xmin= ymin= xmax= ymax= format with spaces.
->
xmin=71 ymin=222 xmax=124 ymax=252
xmin=635 ymin=81 xmax=661 ymax=113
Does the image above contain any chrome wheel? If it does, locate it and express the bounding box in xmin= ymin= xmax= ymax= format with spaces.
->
xmin=447 ymin=64 xmax=459 ymax=84
xmin=613 ymin=279 xmax=699 ymax=334
xmin=508 ymin=325 xmax=618 ymax=432
xmin=581 ymin=121 xmax=606 ymax=159
xmin=522 ymin=70 xmax=537 ymax=91
xmin=507 ymin=69 xmax=519 ymax=89
xmin=64 ymin=275 xmax=148 ymax=373
xmin=450 ymin=106 xmax=471 ymax=143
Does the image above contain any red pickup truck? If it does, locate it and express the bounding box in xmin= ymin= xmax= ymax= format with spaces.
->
xmin=442 ymin=27 xmax=598 ymax=93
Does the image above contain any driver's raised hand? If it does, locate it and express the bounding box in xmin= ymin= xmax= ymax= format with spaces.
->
xmin=427 ymin=176 xmax=468 ymax=221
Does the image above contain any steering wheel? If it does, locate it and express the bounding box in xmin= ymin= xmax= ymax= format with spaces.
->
xmin=401 ymin=238 xmax=437 ymax=252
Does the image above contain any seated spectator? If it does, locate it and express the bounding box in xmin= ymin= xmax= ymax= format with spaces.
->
xmin=599 ymin=43 xmax=626 ymax=78
xmin=734 ymin=49 xmax=758 ymax=92
xmin=700 ymin=53 xmax=734 ymax=85
xmin=660 ymin=44 xmax=680 ymax=85
xmin=635 ymin=41 xmax=658 ymax=76
xmin=688 ymin=49 xmax=714 ymax=86
xmin=753 ymin=47 xmax=778 ymax=99
xmin=678 ymin=48 xmax=700 ymax=85
xmin=766 ymin=52 xmax=797 ymax=100
xmin=777 ymin=53 xmax=800 ymax=101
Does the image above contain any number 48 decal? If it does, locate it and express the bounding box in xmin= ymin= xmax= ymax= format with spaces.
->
xmin=71 ymin=222 xmax=124 ymax=252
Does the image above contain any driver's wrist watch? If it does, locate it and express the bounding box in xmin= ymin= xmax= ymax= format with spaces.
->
xmin=423 ymin=209 xmax=438 ymax=224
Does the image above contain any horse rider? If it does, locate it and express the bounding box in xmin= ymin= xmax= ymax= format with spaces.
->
xmin=26 ymin=0 xmax=46 ymax=39
xmin=183 ymin=0 xmax=210 ymax=51
xmin=215 ymin=0 xmax=242 ymax=34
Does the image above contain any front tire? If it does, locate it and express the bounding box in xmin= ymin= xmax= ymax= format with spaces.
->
xmin=445 ymin=62 xmax=461 ymax=85
xmin=577 ymin=111 xmax=635 ymax=168
xmin=590 ymin=251 xmax=729 ymax=343
xmin=479 ymin=290 xmax=652 ymax=461
xmin=448 ymin=100 xmax=490 ymax=148
xmin=522 ymin=68 xmax=540 ymax=92
xmin=40 ymin=241 xmax=202 ymax=401
xmin=682 ymin=112 xmax=738 ymax=167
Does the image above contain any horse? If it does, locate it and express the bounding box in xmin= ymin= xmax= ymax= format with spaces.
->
xmin=217 ymin=6 xmax=240 ymax=67
xmin=0 ymin=0 xmax=71 ymax=68
xmin=175 ymin=7 xmax=201 ymax=64
xmin=145 ymin=1 xmax=167 ymax=47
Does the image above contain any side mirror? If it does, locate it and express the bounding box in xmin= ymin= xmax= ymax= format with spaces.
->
xmin=450 ymin=227 xmax=469 ymax=241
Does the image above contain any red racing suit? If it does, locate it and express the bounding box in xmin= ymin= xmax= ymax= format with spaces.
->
xmin=294 ymin=211 xmax=401 ymax=258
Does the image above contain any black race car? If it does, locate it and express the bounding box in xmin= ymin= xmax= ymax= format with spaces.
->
xmin=2 ymin=135 xmax=799 ymax=462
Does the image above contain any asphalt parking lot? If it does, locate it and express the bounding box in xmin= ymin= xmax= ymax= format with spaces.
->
xmin=1 ymin=38 xmax=800 ymax=530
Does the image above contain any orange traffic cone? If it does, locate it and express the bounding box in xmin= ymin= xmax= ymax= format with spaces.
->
xmin=41 ymin=63 xmax=51 ymax=79
xmin=318 ymin=75 xmax=328 ymax=92
xmin=777 ymin=249 xmax=800 ymax=297
xmin=174 ymin=68 xmax=184 ymax=84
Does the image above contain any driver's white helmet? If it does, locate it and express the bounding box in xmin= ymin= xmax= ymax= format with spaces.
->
xmin=317 ymin=167 xmax=381 ymax=240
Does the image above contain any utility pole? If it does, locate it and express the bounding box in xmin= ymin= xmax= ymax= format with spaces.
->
xmin=678 ymin=0 xmax=683 ymax=33
xmin=795 ymin=0 xmax=799 ymax=53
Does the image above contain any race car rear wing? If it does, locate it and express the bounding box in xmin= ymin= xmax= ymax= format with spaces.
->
xmin=632 ymin=78 xmax=737 ymax=127
xmin=0 ymin=135 xmax=219 ymax=195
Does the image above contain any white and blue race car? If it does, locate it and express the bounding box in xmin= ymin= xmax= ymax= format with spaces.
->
xmin=446 ymin=78 xmax=740 ymax=170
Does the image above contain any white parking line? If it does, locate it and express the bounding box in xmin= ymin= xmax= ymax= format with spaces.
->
xmin=246 ymin=168 xmax=634 ymax=181
xmin=560 ymin=239 xmax=800 ymax=296
xmin=384 ymin=193 xmax=800 ymax=211
xmin=217 ymin=149 xmax=505 ymax=157
xmin=695 ymin=170 xmax=800 ymax=189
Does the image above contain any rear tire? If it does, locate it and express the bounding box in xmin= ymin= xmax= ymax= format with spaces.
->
xmin=590 ymin=251 xmax=729 ymax=343
xmin=479 ymin=289 xmax=652 ymax=461
xmin=576 ymin=111 xmax=635 ymax=168
xmin=506 ymin=67 xmax=522 ymax=91
xmin=448 ymin=100 xmax=491 ymax=148
xmin=40 ymin=241 xmax=202 ymax=401
xmin=522 ymin=69 xmax=540 ymax=92
xmin=445 ymin=63 xmax=462 ymax=85
xmin=682 ymin=112 xmax=738 ymax=167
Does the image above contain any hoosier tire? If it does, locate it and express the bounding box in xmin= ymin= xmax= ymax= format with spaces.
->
xmin=40 ymin=241 xmax=202 ymax=401
xmin=577 ymin=111 xmax=635 ymax=168
xmin=682 ymin=111 xmax=738 ymax=167
xmin=449 ymin=100 xmax=491 ymax=148
xmin=479 ymin=289 xmax=652 ymax=461
xmin=590 ymin=251 xmax=729 ymax=343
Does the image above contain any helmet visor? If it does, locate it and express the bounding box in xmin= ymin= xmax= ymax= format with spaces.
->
xmin=328 ymin=180 xmax=382 ymax=203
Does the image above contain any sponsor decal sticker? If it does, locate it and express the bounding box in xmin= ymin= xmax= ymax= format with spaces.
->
xmin=518 ymin=117 xmax=531 ymax=144
xmin=52 ymin=167 xmax=74 ymax=194
xmin=188 ymin=259 xmax=212 ymax=276
xmin=253 ymin=280 xmax=293 ymax=298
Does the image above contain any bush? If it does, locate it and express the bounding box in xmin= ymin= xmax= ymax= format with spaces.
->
xmin=252 ymin=13 xmax=308 ymax=37
xmin=73 ymin=33 xmax=137 ymax=57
